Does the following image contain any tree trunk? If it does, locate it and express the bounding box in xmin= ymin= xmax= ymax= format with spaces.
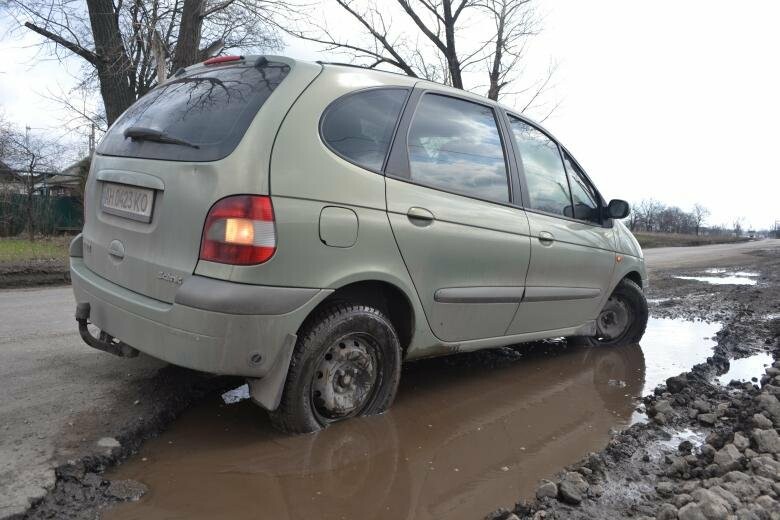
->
xmin=442 ymin=1 xmax=463 ymax=89
xmin=172 ymin=0 xmax=205 ymax=72
xmin=487 ymin=5 xmax=506 ymax=101
xmin=86 ymin=0 xmax=136 ymax=125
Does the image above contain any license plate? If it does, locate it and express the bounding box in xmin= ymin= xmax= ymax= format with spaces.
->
xmin=101 ymin=182 xmax=155 ymax=223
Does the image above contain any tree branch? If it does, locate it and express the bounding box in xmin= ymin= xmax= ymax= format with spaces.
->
xmin=396 ymin=0 xmax=447 ymax=54
xmin=23 ymin=21 xmax=99 ymax=65
xmin=335 ymin=0 xmax=418 ymax=77
xmin=201 ymin=0 xmax=237 ymax=18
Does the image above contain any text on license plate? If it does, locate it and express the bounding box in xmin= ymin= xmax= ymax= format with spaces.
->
xmin=101 ymin=183 xmax=155 ymax=223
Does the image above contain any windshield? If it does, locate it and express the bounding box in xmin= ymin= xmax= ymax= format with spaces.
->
xmin=97 ymin=60 xmax=290 ymax=162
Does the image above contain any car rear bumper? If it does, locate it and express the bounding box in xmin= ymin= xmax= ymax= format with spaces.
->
xmin=69 ymin=255 xmax=331 ymax=381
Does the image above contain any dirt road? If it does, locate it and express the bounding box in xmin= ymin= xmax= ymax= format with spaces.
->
xmin=1 ymin=239 xmax=777 ymax=519
xmin=644 ymin=239 xmax=772 ymax=270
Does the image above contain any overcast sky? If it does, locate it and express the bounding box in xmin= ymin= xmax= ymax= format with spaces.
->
xmin=1 ymin=0 xmax=778 ymax=230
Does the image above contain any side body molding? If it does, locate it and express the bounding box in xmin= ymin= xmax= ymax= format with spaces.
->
xmin=523 ymin=287 xmax=601 ymax=302
xmin=434 ymin=286 xmax=525 ymax=304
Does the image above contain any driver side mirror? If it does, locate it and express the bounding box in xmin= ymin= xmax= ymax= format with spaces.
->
xmin=607 ymin=199 xmax=630 ymax=219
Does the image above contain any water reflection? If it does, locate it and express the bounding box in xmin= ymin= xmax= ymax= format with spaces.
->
xmin=106 ymin=343 xmax=645 ymax=520
xmin=637 ymin=317 xmax=719 ymax=391
xmin=675 ymin=275 xmax=757 ymax=286
xmin=674 ymin=268 xmax=759 ymax=286
xmin=717 ymin=352 xmax=773 ymax=384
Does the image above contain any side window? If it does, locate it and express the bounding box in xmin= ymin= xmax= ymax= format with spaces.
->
xmin=563 ymin=151 xmax=601 ymax=224
xmin=321 ymin=88 xmax=408 ymax=171
xmin=508 ymin=116 xmax=571 ymax=216
xmin=407 ymin=94 xmax=509 ymax=203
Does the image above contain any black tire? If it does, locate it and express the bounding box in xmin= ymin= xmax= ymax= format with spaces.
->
xmin=571 ymin=278 xmax=648 ymax=348
xmin=269 ymin=302 xmax=402 ymax=434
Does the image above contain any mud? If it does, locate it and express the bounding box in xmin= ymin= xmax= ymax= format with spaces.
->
xmin=18 ymin=243 xmax=780 ymax=520
xmin=0 ymin=259 xmax=70 ymax=289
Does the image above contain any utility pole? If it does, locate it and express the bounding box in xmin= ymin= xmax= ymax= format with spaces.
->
xmin=89 ymin=124 xmax=95 ymax=156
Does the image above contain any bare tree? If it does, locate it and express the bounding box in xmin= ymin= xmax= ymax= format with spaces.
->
xmin=732 ymin=217 xmax=744 ymax=237
xmin=630 ymin=199 xmax=711 ymax=235
xmin=479 ymin=0 xmax=540 ymax=101
xmin=3 ymin=0 xmax=286 ymax=126
xmin=692 ymin=203 xmax=710 ymax=236
xmin=285 ymin=0 xmax=554 ymax=109
xmin=0 ymin=124 xmax=65 ymax=240
xmin=633 ymin=199 xmax=663 ymax=232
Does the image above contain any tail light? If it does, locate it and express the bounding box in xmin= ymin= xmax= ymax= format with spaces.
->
xmin=199 ymin=195 xmax=276 ymax=265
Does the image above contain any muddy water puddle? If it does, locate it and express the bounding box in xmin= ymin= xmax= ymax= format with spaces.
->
xmin=717 ymin=352 xmax=774 ymax=384
xmin=104 ymin=318 xmax=719 ymax=520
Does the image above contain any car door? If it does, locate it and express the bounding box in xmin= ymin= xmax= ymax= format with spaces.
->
xmin=384 ymin=90 xmax=531 ymax=342
xmin=503 ymin=115 xmax=617 ymax=334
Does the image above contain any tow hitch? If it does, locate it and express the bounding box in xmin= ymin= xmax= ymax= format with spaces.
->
xmin=75 ymin=302 xmax=139 ymax=358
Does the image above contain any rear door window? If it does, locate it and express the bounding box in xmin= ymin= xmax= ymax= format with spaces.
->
xmin=97 ymin=61 xmax=290 ymax=162
xmin=508 ymin=116 xmax=571 ymax=216
xmin=320 ymin=88 xmax=408 ymax=171
xmin=406 ymin=94 xmax=509 ymax=203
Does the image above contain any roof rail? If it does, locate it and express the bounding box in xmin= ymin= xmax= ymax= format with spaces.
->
xmin=316 ymin=61 xmax=413 ymax=79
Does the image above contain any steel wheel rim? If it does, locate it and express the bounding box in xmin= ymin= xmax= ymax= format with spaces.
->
xmin=311 ymin=333 xmax=380 ymax=422
xmin=596 ymin=296 xmax=632 ymax=341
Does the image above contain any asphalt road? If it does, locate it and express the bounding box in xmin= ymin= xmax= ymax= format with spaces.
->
xmin=0 ymin=239 xmax=776 ymax=518
xmin=0 ymin=287 xmax=166 ymax=519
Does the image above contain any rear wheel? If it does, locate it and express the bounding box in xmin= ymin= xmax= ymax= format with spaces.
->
xmin=571 ymin=278 xmax=648 ymax=348
xmin=269 ymin=302 xmax=402 ymax=434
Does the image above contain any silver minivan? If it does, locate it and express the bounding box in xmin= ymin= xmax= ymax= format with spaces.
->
xmin=70 ymin=55 xmax=648 ymax=433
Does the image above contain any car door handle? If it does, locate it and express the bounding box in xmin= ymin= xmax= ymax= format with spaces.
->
xmin=538 ymin=231 xmax=555 ymax=245
xmin=407 ymin=207 xmax=435 ymax=223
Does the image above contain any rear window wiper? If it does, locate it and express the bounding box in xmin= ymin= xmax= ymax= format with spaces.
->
xmin=123 ymin=126 xmax=200 ymax=149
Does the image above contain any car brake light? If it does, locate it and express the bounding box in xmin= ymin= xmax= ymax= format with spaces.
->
xmin=203 ymin=55 xmax=243 ymax=65
xmin=199 ymin=195 xmax=276 ymax=265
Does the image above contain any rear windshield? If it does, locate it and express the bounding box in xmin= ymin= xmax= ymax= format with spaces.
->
xmin=97 ymin=61 xmax=290 ymax=162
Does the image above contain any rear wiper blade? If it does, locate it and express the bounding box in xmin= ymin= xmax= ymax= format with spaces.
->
xmin=123 ymin=126 xmax=200 ymax=149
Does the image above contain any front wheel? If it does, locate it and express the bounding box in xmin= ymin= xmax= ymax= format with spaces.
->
xmin=571 ymin=278 xmax=648 ymax=348
xmin=269 ymin=302 xmax=402 ymax=434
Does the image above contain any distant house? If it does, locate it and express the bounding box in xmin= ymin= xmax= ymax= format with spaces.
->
xmin=0 ymin=160 xmax=25 ymax=194
xmin=36 ymin=157 xmax=89 ymax=197
xmin=0 ymin=159 xmax=14 ymax=185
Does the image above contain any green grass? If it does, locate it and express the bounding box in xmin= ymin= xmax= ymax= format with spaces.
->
xmin=633 ymin=232 xmax=750 ymax=249
xmin=0 ymin=236 xmax=71 ymax=264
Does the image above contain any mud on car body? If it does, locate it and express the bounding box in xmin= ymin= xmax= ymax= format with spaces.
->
xmin=70 ymin=55 xmax=648 ymax=433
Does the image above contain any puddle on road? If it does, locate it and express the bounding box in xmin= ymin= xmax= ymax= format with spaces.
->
xmin=675 ymin=268 xmax=759 ymax=286
xmin=637 ymin=318 xmax=719 ymax=392
xmin=675 ymin=275 xmax=757 ymax=285
xmin=104 ymin=317 xmax=720 ymax=520
xmin=659 ymin=428 xmax=706 ymax=452
xmin=716 ymin=352 xmax=774 ymax=384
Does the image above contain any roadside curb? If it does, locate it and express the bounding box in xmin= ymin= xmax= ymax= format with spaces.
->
xmin=0 ymin=269 xmax=70 ymax=290
xmin=13 ymin=368 xmax=237 ymax=520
